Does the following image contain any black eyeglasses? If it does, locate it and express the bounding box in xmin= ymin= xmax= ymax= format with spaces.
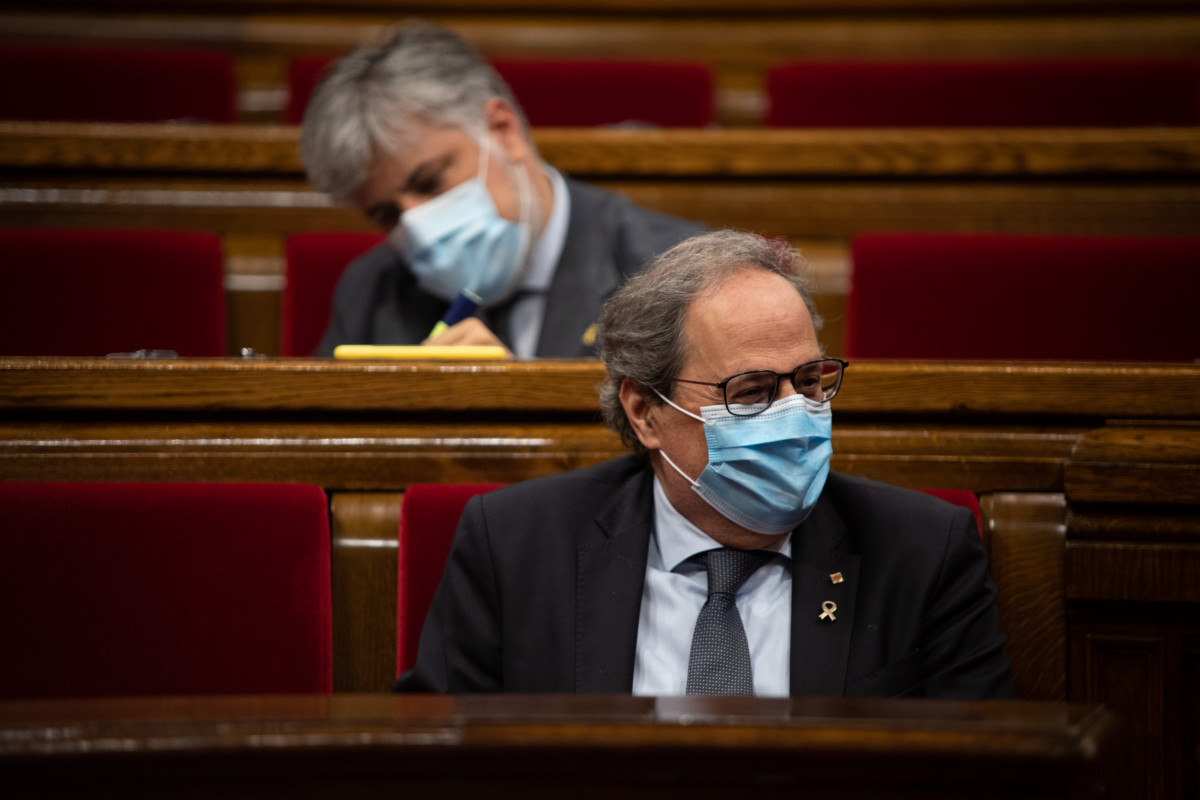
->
xmin=673 ymin=358 xmax=849 ymax=417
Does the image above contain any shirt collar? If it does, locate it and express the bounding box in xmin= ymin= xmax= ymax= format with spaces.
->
xmin=522 ymin=164 xmax=569 ymax=292
xmin=650 ymin=475 xmax=792 ymax=572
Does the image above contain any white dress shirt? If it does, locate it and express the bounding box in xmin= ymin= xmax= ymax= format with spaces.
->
xmin=507 ymin=165 xmax=569 ymax=358
xmin=633 ymin=476 xmax=793 ymax=696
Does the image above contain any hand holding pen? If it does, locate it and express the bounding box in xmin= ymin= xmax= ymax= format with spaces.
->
xmin=427 ymin=289 xmax=482 ymax=340
xmin=421 ymin=289 xmax=512 ymax=355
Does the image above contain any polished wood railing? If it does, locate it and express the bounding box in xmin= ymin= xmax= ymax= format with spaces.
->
xmin=4 ymin=0 xmax=1200 ymax=126
xmin=1 ymin=357 xmax=1197 ymax=797
xmin=4 ymin=123 xmax=1200 ymax=356
xmin=0 ymin=694 xmax=1115 ymax=799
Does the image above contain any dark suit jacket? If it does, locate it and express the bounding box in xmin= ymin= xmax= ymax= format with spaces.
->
xmin=314 ymin=178 xmax=704 ymax=357
xmin=395 ymin=455 xmax=1015 ymax=698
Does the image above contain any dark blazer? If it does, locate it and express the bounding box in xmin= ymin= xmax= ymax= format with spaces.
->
xmin=395 ymin=455 xmax=1015 ymax=699
xmin=314 ymin=179 xmax=704 ymax=357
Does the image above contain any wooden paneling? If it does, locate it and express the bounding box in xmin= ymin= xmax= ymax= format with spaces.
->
xmin=1066 ymin=426 xmax=1200 ymax=506
xmin=4 ymin=123 xmax=1199 ymax=357
xmin=12 ymin=1 xmax=1199 ymax=12
xmin=1072 ymin=630 xmax=1171 ymax=800
xmin=7 ymin=124 xmax=1200 ymax=177
xmin=2 ymin=358 xmax=1197 ymax=794
xmin=5 ymin=5 xmax=1200 ymax=125
xmin=1067 ymin=542 xmax=1200 ymax=603
xmin=4 ymin=358 xmax=1197 ymax=417
xmin=329 ymin=492 xmax=400 ymax=693
xmin=0 ymin=694 xmax=1116 ymax=800
xmin=981 ymin=493 xmax=1068 ymax=702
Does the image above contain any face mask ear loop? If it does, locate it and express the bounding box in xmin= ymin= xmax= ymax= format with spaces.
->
xmin=651 ymin=387 xmax=710 ymax=425
xmin=657 ymin=448 xmax=700 ymax=488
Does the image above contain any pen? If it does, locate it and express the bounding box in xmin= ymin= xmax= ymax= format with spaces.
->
xmin=428 ymin=289 xmax=482 ymax=340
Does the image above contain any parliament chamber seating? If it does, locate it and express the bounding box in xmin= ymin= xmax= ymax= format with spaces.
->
xmin=765 ymin=58 xmax=1200 ymax=127
xmin=282 ymin=231 xmax=383 ymax=357
xmin=394 ymin=483 xmax=981 ymax=678
xmin=396 ymin=483 xmax=504 ymax=676
xmin=286 ymin=55 xmax=715 ymax=128
xmin=0 ymin=482 xmax=332 ymax=700
xmin=0 ymin=228 xmax=227 ymax=358
xmin=0 ymin=44 xmax=237 ymax=124
xmin=845 ymin=233 xmax=1200 ymax=361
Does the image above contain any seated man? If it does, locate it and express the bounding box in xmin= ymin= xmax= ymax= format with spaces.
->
xmin=395 ymin=230 xmax=1013 ymax=698
xmin=300 ymin=21 xmax=703 ymax=357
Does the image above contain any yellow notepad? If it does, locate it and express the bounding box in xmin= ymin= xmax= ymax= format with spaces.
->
xmin=333 ymin=345 xmax=509 ymax=360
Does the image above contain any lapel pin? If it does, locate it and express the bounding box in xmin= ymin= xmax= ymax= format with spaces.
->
xmin=829 ymin=572 xmax=843 ymax=584
xmin=819 ymin=601 xmax=837 ymax=622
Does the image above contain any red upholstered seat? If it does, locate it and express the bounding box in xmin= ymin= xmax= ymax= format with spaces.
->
xmin=0 ymin=228 xmax=226 ymax=357
xmin=396 ymin=483 xmax=503 ymax=676
xmin=491 ymin=59 xmax=714 ymax=127
xmin=282 ymin=231 xmax=385 ymax=357
xmin=846 ymin=233 xmax=1200 ymax=361
xmin=0 ymin=44 xmax=237 ymax=124
xmin=766 ymin=58 xmax=1200 ymax=127
xmin=285 ymin=55 xmax=714 ymax=127
xmin=394 ymin=482 xmax=980 ymax=676
xmin=0 ymin=482 xmax=332 ymax=699
xmin=284 ymin=54 xmax=337 ymax=125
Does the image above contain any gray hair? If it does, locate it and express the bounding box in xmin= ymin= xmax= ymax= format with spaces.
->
xmin=300 ymin=20 xmax=526 ymax=204
xmin=598 ymin=230 xmax=822 ymax=454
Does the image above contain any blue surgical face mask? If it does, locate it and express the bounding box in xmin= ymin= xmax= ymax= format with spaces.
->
xmin=653 ymin=390 xmax=832 ymax=535
xmin=389 ymin=134 xmax=534 ymax=305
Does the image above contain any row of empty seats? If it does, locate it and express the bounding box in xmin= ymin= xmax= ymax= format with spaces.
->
xmin=0 ymin=480 xmax=980 ymax=698
xmin=3 ymin=44 xmax=1198 ymax=127
xmin=4 ymin=227 xmax=1197 ymax=361
xmin=0 ymin=482 xmax=332 ymax=699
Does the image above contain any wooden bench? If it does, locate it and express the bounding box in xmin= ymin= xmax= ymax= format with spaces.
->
xmin=2 ymin=355 xmax=1198 ymax=799
xmin=4 ymin=0 xmax=1200 ymax=125
xmin=4 ymin=122 xmax=1200 ymax=356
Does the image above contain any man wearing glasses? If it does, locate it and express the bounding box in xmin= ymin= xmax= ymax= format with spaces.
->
xmin=396 ymin=230 xmax=1013 ymax=698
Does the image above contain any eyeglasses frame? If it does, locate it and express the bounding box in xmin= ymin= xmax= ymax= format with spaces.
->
xmin=671 ymin=357 xmax=850 ymax=417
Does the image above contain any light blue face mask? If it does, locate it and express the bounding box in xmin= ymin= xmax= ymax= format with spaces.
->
xmin=389 ymin=135 xmax=534 ymax=305
xmin=654 ymin=390 xmax=832 ymax=535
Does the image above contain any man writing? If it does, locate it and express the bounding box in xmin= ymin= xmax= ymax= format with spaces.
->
xmin=300 ymin=21 xmax=702 ymax=357
xmin=395 ymin=230 xmax=1013 ymax=698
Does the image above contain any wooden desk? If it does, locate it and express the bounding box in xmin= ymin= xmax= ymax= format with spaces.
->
xmin=5 ymin=0 xmax=1200 ymax=126
xmin=3 ymin=123 xmax=1200 ymax=355
xmin=1 ymin=357 xmax=1197 ymax=798
xmin=0 ymin=694 xmax=1114 ymax=799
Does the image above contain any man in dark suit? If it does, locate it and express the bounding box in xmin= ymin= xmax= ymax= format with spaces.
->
xmin=300 ymin=21 xmax=702 ymax=357
xmin=395 ymin=230 xmax=1014 ymax=698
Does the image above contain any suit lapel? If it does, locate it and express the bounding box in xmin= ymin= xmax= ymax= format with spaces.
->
xmin=574 ymin=464 xmax=655 ymax=692
xmin=536 ymin=181 xmax=620 ymax=357
xmin=789 ymin=496 xmax=859 ymax=696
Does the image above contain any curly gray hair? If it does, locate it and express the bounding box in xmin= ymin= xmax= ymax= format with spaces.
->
xmin=300 ymin=20 xmax=528 ymax=204
xmin=598 ymin=230 xmax=822 ymax=454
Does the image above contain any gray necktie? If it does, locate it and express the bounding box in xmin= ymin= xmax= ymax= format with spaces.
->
xmin=686 ymin=548 xmax=775 ymax=696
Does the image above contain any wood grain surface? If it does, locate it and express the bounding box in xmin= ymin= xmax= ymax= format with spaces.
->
xmin=5 ymin=123 xmax=1200 ymax=177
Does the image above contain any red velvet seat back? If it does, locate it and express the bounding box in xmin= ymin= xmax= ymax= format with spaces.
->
xmin=285 ymin=55 xmax=714 ymax=127
xmin=284 ymin=55 xmax=337 ymax=125
xmin=492 ymin=59 xmax=714 ymax=127
xmin=766 ymin=58 xmax=1200 ymax=127
xmin=0 ymin=482 xmax=332 ymax=699
xmin=396 ymin=483 xmax=503 ymax=675
xmin=0 ymin=228 xmax=226 ymax=357
xmin=394 ymin=482 xmax=980 ymax=676
xmin=846 ymin=233 xmax=1200 ymax=361
xmin=282 ymin=231 xmax=385 ymax=357
xmin=0 ymin=45 xmax=237 ymax=123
